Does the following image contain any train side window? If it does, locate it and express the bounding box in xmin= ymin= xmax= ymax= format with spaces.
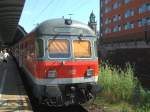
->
xmin=94 ymin=41 xmax=98 ymax=57
xmin=73 ymin=40 xmax=91 ymax=58
xmin=35 ymin=39 xmax=44 ymax=58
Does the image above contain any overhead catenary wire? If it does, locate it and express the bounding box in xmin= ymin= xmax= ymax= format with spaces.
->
xmin=37 ymin=0 xmax=54 ymax=17
xmin=57 ymin=0 xmax=89 ymax=19
xmin=33 ymin=0 xmax=90 ymax=22
xmin=29 ymin=0 xmax=94 ymax=30
xmin=33 ymin=0 xmax=56 ymax=24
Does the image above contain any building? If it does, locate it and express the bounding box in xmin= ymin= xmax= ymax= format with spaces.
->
xmin=100 ymin=0 xmax=150 ymax=43
xmin=88 ymin=11 xmax=97 ymax=34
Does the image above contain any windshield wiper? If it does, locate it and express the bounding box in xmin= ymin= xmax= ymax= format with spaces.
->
xmin=78 ymin=34 xmax=83 ymax=41
xmin=52 ymin=35 xmax=58 ymax=40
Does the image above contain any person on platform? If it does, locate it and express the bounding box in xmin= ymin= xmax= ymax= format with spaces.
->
xmin=3 ymin=49 xmax=9 ymax=63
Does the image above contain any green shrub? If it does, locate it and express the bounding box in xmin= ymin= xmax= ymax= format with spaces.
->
xmin=136 ymin=104 xmax=150 ymax=112
xmin=97 ymin=62 xmax=150 ymax=111
xmin=98 ymin=63 xmax=136 ymax=102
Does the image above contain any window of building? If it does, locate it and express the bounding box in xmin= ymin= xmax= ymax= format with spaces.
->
xmin=139 ymin=4 xmax=147 ymax=13
xmin=124 ymin=0 xmax=132 ymax=4
xmin=139 ymin=3 xmax=150 ymax=13
xmin=112 ymin=2 xmax=121 ymax=9
xmin=113 ymin=25 xmax=121 ymax=32
xmin=147 ymin=17 xmax=150 ymax=25
xmin=147 ymin=3 xmax=150 ymax=11
xmin=105 ymin=27 xmax=111 ymax=34
xmin=131 ymin=23 xmax=134 ymax=29
xmin=118 ymin=15 xmax=121 ymax=20
xmin=124 ymin=9 xmax=134 ymax=18
xmin=104 ymin=7 xmax=111 ymax=13
xmin=113 ymin=14 xmax=121 ymax=22
xmin=138 ymin=18 xmax=146 ymax=27
xmin=124 ymin=22 xmax=134 ymax=30
xmin=101 ymin=23 xmax=103 ymax=27
xmin=100 ymin=33 xmax=103 ymax=37
xmin=101 ymin=1 xmax=103 ymax=7
xmin=105 ymin=18 xmax=111 ymax=24
xmin=138 ymin=17 xmax=150 ymax=26
xmin=104 ymin=0 xmax=111 ymax=4
xmin=113 ymin=15 xmax=117 ymax=22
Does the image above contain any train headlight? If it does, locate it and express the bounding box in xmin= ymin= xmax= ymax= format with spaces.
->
xmin=48 ymin=70 xmax=57 ymax=78
xmin=86 ymin=69 xmax=94 ymax=77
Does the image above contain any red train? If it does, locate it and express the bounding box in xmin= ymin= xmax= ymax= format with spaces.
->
xmin=12 ymin=18 xmax=100 ymax=106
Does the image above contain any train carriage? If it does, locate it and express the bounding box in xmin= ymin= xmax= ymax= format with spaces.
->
xmin=13 ymin=18 xmax=100 ymax=106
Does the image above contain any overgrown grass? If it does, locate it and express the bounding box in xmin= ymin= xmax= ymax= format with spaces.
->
xmin=98 ymin=63 xmax=136 ymax=102
xmin=96 ymin=62 xmax=150 ymax=112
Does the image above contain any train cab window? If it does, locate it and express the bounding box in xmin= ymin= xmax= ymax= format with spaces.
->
xmin=35 ymin=39 xmax=44 ymax=58
xmin=73 ymin=40 xmax=91 ymax=58
xmin=48 ymin=39 xmax=70 ymax=58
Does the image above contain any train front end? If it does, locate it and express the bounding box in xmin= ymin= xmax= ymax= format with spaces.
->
xmin=34 ymin=19 xmax=100 ymax=106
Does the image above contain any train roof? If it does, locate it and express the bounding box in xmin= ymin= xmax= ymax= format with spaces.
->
xmin=34 ymin=18 xmax=95 ymax=36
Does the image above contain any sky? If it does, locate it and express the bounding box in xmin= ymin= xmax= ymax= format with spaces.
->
xmin=19 ymin=0 xmax=99 ymax=33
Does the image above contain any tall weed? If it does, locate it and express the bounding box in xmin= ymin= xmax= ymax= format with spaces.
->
xmin=97 ymin=62 xmax=150 ymax=111
xmin=99 ymin=63 xmax=136 ymax=102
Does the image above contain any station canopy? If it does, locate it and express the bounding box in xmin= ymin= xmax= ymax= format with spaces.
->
xmin=0 ymin=0 xmax=25 ymax=47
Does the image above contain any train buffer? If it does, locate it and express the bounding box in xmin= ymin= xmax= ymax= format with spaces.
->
xmin=0 ymin=56 xmax=32 ymax=112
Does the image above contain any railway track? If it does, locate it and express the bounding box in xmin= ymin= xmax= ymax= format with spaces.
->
xmin=33 ymin=104 xmax=88 ymax=112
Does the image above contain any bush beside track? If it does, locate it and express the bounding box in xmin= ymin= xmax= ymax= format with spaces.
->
xmin=92 ymin=63 xmax=150 ymax=112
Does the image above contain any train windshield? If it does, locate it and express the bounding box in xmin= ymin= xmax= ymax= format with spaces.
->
xmin=73 ymin=40 xmax=91 ymax=58
xmin=48 ymin=39 xmax=70 ymax=58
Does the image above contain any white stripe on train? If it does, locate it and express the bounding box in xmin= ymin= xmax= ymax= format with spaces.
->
xmin=22 ymin=65 xmax=98 ymax=85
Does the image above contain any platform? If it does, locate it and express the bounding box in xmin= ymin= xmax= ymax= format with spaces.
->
xmin=0 ymin=56 xmax=32 ymax=112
